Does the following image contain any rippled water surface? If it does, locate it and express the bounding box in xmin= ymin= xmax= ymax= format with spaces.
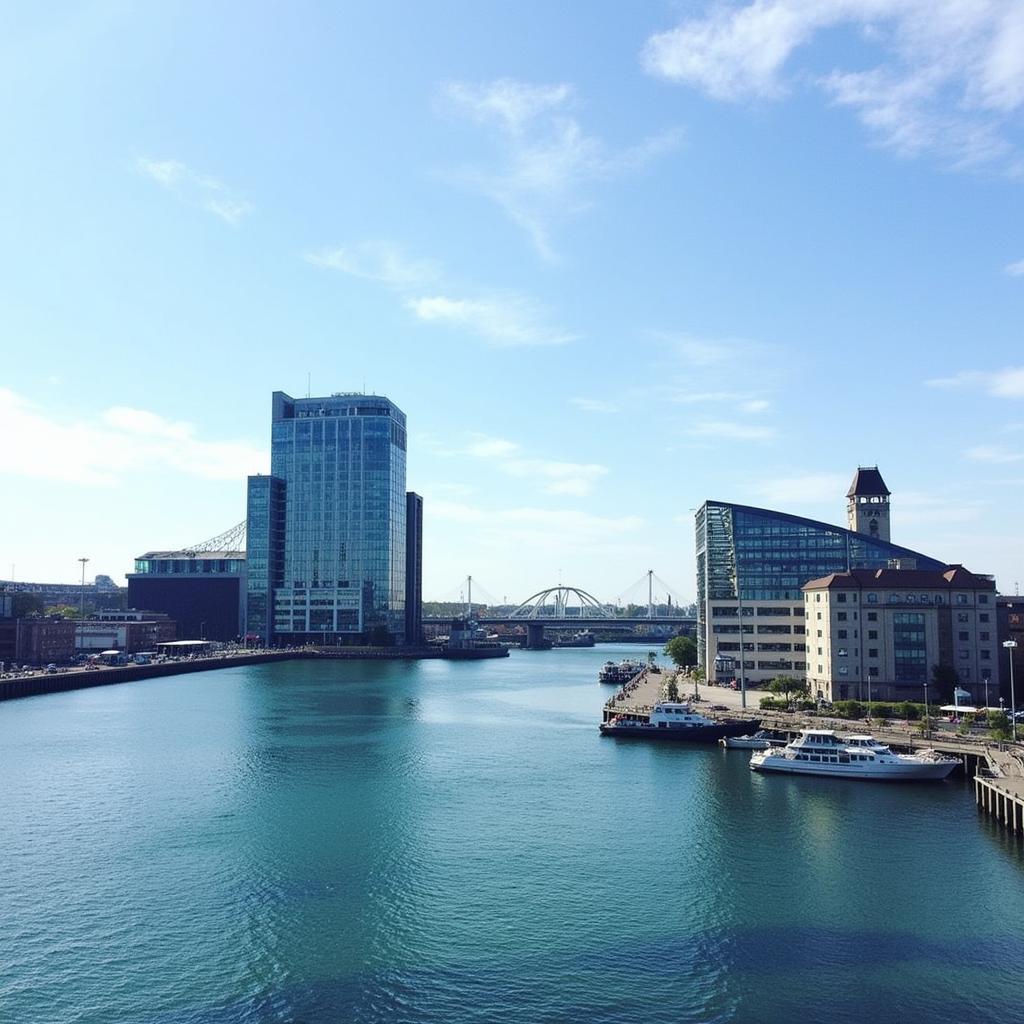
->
xmin=1 ymin=646 xmax=1022 ymax=1024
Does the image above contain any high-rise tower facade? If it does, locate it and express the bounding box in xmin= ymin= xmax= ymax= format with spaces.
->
xmin=846 ymin=466 xmax=891 ymax=542
xmin=245 ymin=391 xmax=408 ymax=646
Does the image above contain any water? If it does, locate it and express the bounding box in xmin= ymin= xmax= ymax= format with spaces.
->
xmin=1 ymin=645 xmax=1021 ymax=1024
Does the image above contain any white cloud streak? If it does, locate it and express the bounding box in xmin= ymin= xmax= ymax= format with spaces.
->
xmin=927 ymin=366 xmax=1024 ymax=398
xmin=304 ymin=241 xmax=441 ymax=288
xmin=406 ymin=294 xmax=578 ymax=347
xmin=0 ymin=389 xmax=267 ymax=484
xmin=643 ymin=2 xmax=1024 ymax=173
xmin=1005 ymin=258 xmax=1024 ymax=276
xmin=440 ymin=78 xmax=680 ymax=260
xmin=137 ymin=157 xmax=252 ymax=225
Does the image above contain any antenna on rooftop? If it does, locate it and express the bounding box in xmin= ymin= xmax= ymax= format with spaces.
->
xmin=306 ymin=372 xmax=311 ymax=398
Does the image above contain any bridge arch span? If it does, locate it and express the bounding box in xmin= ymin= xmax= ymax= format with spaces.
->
xmin=508 ymin=586 xmax=615 ymax=620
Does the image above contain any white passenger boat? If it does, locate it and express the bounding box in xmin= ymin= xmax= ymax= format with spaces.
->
xmin=749 ymin=729 xmax=959 ymax=780
xmin=719 ymin=730 xmax=783 ymax=750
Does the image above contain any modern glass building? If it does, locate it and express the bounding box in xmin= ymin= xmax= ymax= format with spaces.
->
xmin=246 ymin=391 xmax=409 ymax=646
xmin=695 ymin=499 xmax=946 ymax=684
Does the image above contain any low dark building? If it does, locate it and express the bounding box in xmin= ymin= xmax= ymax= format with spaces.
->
xmin=75 ymin=613 xmax=176 ymax=653
xmin=127 ymin=546 xmax=246 ymax=641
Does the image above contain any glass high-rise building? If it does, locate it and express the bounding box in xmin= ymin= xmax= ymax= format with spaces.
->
xmin=695 ymin=470 xmax=948 ymax=685
xmin=245 ymin=391 xmax=409 ymax=646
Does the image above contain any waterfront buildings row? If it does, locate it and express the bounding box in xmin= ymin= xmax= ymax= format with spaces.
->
xmin=697 ymin=467 xmax=1012 ymax=704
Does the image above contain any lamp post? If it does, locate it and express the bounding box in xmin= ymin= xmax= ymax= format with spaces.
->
xmin=923 ymin=676 xmax=930 ymax=739
xmin=1004 ymin=640 xmax=1018 ymax=743
xmin=78 ymin=557 xmax=89 ymax=618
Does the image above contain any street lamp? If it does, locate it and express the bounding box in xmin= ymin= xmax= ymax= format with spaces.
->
xmin=923 ymin=676 xmax=930 ymax=739
xmin=78 ymin=557 xmax=89 ymax=618
xmin=1004 ymin=640 xmax=1018 ymax=743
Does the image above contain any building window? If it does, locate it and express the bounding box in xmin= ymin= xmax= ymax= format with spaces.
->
xmin=868 ymin=667 xmax=879 ymax=678
xmin=980 ymin=632 xmax=990 ymax=641
xmin=979 ymin=594 xmax=989 ymax=604
xmin=867 ymin=612 xmax=877 ymax=622
xmin=837 ymin=593 xmax=847 ymax=603
xmin=837 ymin=612 xmax=847 ymax=621
xmin=957 ymin=613 xmax=969 ymax=623
xmin=981 ymin=650 xmax=991 ymax=660
xmin=868 ymin=648 xmax=878 ymax=658
xmin=979 ymin=613 xmax=989 ymax=623
xmin=837 ymin=630 xmax=848 ymax=639
xmin=956 ymin=594 xmax=968 ymax=605
xmin=868 ymin=630 xmax=878 ymax=640
xmin=837 ymin=648 xmax=848 ymax=657
xmin=867 ymin=594 xmax=877 ymax=603
xmin=959 ymin=631 xmax=969 ymax=642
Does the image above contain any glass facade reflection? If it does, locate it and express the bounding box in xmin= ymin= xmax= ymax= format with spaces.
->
xmin=695 ymin=500 xmax=946 ymax=670
xmin=246 ymin=391 xmax=408 ymax=646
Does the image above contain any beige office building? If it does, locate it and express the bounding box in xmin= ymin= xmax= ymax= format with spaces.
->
xmin=803 ymin=566 xmax=999 ymax=703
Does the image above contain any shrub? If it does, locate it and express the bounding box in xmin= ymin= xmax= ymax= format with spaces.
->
xmin=896 ymin=701 xmax=919 ymax=721
xmin=759 ymin=696 xmax=789 ymax=711
xmin=832 ymin=700 xmax=864 ymax=719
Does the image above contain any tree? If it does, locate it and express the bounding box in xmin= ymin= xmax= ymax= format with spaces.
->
xmin=666 ymin=678 xmax=679 ymax=702
xmin=45 ymin=605 xmax=81 ymax=619
xmin=663 ymin=635 xmax=698 ymax=669
xmin=931 ymin=663 xmax=959 ymax=703
xmin=767 ymin=675 xmax=808 ymax=705
xmin=11 ymin=594 xmax=44 ymax=618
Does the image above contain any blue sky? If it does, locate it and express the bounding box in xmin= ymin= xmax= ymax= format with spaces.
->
xmin=2 ymin=1 xmax=1023 ymax=604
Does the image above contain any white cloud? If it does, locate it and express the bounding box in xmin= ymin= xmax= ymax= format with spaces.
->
xmin=965 ymin=445 xmax=1024 ymax=464
xmin=927 ymin=366 xmax=1024 ymax=398
xmin=500 ymin=458 xmax=609 ymax=496
xmin=464 ymin=435 xmax=521 ymax=459
xmin=750 ymin=472 xmax=850 ymax=504
xmin=137 ymin=157 xmax=251 ymax=225
xmin=304 ymin=241 xmax=441 ymax=289
xmin=440 ymin=78 xmax=680 ymax=260
xmin=428 ymin=501 xmax=643 ymax=541
xmin=407 ymin=294 xmax=578 ymax=347
xmin=570 ymin=397 xmax=619 ymax=414
xmin=1005 ymin=258 xmax=1024 ymax=276
xmin=0 ymin=388 xmax=267 ymax=484
xmin=740 ymin=399 xmax=771 ymax=414
xmin=690 ymin=420 xmax=777 ymax=441
xmin=643 ymin=2 xmax=1024 ymax=173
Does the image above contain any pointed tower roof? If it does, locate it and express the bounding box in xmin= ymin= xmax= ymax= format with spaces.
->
xmin=847 ymin=466 xmax=890 ymax=498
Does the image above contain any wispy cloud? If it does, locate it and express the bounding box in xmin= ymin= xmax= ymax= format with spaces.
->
xmin=437 ymin=432 xmax=609 ymax=496
xmin=0 ymin=388 xmax=267 ymax=484
xmin=304 ymin=241 xmax=441 ymax=288
xmin=429 ymin=501 xmax=642 ymax=541
xmin=643 ymin=2 xmax=1024 ymax=174
xmin=407 ymin=294 xmax=578 ymax=347
xmin=439 ymin=78 xmax=680 ymax=260
xmin=750 ymin=472 xmax=850 ymax=504
xmin=570 ymin=397 xmax=619 ymax=414
xmin=965 ymin=445 xmax=1024 ymax=464
xmin=137 ymin=157 xmax=251 ymax=225
xmin=307 ymin=238 xmax=578 ymax=347
xmin=1005 ymin=258 xmax=1024 ymax=277
xmin=690 ymin=420 xmax=777 ymax=442
xmin=927 ymin=366 xmax=1024 ymax=398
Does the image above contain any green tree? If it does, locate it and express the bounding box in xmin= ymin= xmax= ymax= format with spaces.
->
xmin=930 ymin=663 xmax=960 ymax=703
xmin=766 ymin=675 xmax=808 ymax=704
xmin=663 ymin=635 xmax=698 ymax=669
xmin=666 ymin=678 xmax=679 ymax=702
xmin=11 ymin=594 xmax=44 ymax=617
xmin=45 ymin=604 xmax=81 ymax=619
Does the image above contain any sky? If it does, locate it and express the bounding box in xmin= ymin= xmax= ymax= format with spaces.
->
xmin=2 ymin=0 xmax=1023 ymax=606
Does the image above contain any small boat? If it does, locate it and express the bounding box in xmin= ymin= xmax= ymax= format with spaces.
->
xmin=600 ymin=702 xmax=760 ymax=744
xmin=749 ymin=730 xmax=959 ymax=780
xmin=719 ymin=729 xmax=783 ymax=750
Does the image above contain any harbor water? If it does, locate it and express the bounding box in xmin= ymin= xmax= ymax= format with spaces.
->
xmin=1 ymin=644 xmax=1021 ymax=1024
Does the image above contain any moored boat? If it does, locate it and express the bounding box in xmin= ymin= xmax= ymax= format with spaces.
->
xmin=719 ymin=729 xmax=783 ymax=750
xmin=598 ymin=659 xmax=644 ymax=685
xmin=600 ymin=702 xmax=760 ymax=743
xmin=749 ymin=729 xmax=959 ymax=780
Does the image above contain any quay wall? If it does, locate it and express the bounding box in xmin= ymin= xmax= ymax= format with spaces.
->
xmin=0 ymin=644 xmax=508 ymax=703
